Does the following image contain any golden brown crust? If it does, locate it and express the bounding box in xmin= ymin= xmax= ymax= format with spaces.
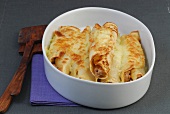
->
xmin=120 ymin=31 xmax=145 ymax=82
xmin=89 ymin=22 xmax=118 ymax=81
xmin=46 ymin=23 xmax=146 ymax=83
xmin=47 ymin=26 xmax=95 ymax=81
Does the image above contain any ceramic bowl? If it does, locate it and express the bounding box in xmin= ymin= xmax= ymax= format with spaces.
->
xmin=42 ymin=7 xmax=156 ymax=109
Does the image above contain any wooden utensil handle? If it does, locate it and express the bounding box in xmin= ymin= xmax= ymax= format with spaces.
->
xmin=10 ymin=63 xmax=27 ymax=95
xmin=0 ymin=60 xmax=28 ymax=113
xmin=0 ymin=90 xmax=12 ymax=113
xmin=10 ymin=40 xmax=34 ymax=95
xmin=0 ymin=40 xmax=34 ymax=113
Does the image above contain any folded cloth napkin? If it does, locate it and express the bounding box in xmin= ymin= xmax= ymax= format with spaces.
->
xmin=30 ymin=54 xmax=78 ymax=106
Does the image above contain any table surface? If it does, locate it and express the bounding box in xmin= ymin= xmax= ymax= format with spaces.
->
xmin=0 ymin=0 xmax=170 ymax=114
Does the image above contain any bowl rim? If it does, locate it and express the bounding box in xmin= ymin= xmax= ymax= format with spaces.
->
xmin=42 ymin=7 xmax=156 ymax=85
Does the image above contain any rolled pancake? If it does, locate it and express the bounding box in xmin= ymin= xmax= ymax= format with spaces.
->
xmin=69 ymin=26 xmax=95 ymax=81
xmin=103 ymin=34 xmax=122 ymax=83
xmin=46 ymin=26 xmax=80 ymax=64
xmin=120 ymin=31 xmax=146 ymax=82
xmin=46 ymin=24 xmax=146 ymax=83
xmin=89 ymin=22 xmax=118 ymax=81
xmin=47 ymin=26 xmax=95 ymax=81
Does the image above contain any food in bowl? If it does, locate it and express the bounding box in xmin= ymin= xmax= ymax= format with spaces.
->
xmin=46 ymin=22 xmax=146 ymax=83
xmin=42 ymin=7 xmax=155 ymax=109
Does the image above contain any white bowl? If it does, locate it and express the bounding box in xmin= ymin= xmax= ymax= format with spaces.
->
xmin=42 ymin=7 xmax=155 ymax=109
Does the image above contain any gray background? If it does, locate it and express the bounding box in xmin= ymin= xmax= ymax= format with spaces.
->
xmin=0 ymin=0 xmax=170 ymax=114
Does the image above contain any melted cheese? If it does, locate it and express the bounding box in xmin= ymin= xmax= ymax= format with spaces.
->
xmin=46 ymin=23 xmax=146 ymax=83
xmin=47 ymin=26 xmax=95 ymax=81
xmin=89 ymin=22 xmax=118 ymax=81
xmin=120 ymin=31 xmax=145 ymax=82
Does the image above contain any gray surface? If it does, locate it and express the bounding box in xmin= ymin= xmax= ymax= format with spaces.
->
xmin=0 ymin=0 xmax=170 ymax=114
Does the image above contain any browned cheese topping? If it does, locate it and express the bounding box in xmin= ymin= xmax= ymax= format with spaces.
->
xmin=46 ymin=22 xmax=146 ymax=83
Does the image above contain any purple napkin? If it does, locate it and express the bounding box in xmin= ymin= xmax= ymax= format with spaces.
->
xmin=30 ymin=54 xmax=78 ymax=106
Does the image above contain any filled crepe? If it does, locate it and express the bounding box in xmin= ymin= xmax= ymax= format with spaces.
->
xmin=46 ymin=23 xmax=146 ymax=83
xmin=46 ymin=26 xmax=95 ymax=81
xmin=89 ymin=22 xmax=119 ymax=82
xmin=120 ymin=31 xmax=146 ymax=82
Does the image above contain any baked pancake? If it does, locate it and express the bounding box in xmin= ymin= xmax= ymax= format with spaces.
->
xmin=46 ymin=23 xmax=146 ymax=83
xmin=46 ymin=26 xmax=95 ymax=81
xmin=120 ymin=31 xmax=145 ymax=82
xmin=89 ymin=22 xmax=118 ymax=81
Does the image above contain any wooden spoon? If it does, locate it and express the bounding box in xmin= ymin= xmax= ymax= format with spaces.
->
xmin=0 ymin=25 xmax=46 ymax=113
